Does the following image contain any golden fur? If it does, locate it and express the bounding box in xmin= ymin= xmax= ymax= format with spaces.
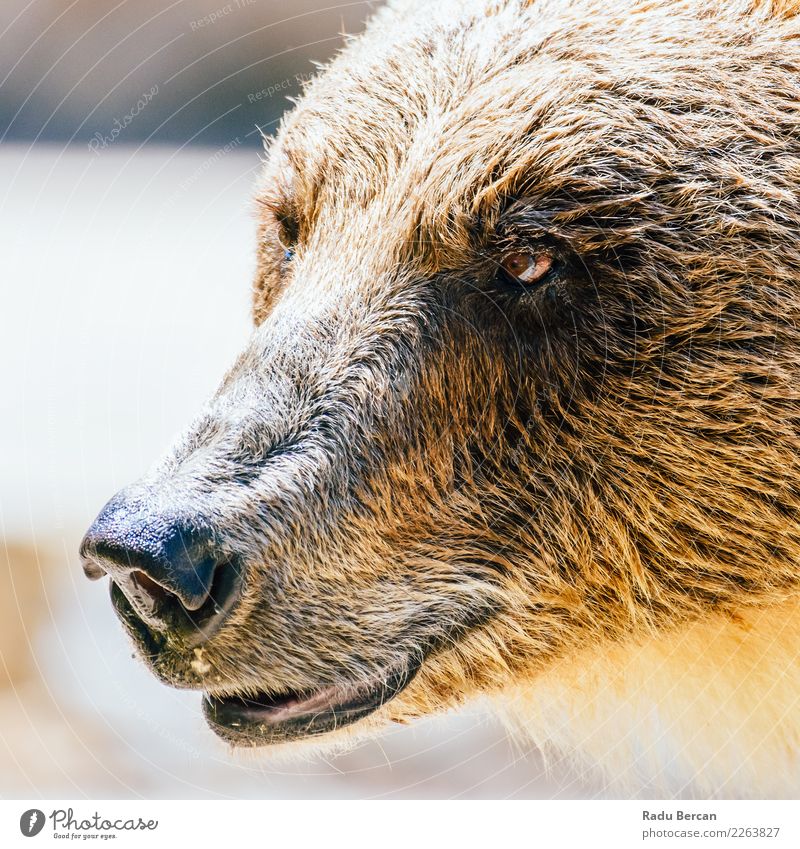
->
xmin=502 ymin=598 xmax=800 ymax=796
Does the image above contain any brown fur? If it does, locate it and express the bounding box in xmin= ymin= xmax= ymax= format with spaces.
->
xmin=88 ymin=0 xmax=800 ymax=795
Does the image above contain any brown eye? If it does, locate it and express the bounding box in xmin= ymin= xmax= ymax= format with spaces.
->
xmin=500 ymin=251 xmax=553 ymax=285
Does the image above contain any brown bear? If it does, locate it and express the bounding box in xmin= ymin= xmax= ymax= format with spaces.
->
xmin=81 ymin=0 xmax=800 ymax=796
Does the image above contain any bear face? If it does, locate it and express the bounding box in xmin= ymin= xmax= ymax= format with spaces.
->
xmin=81 ymin=0 xmax=800 ymax=750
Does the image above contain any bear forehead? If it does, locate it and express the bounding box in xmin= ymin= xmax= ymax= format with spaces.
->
xmin=274 ymin=1 xmax=604 ymax=211
xmin=261 ymin=0 xmax=798 ymax=270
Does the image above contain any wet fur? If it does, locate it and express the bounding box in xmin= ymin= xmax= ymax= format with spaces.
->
xmin=111 ymin=0 xmax=800 ymax=795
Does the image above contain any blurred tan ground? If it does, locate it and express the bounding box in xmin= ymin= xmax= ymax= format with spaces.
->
xmin=0 ymin=144 xmax=597 ymax=799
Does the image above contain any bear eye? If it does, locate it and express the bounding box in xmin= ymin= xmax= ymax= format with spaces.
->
xmin=276 ymin=212 xmax=299 ymax=256
xmin=499 ymin=250 xmax=553 ymax=286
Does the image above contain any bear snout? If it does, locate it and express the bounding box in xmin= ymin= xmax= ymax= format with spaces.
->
xmin=80 ymin=490 xmax=244 ymax=648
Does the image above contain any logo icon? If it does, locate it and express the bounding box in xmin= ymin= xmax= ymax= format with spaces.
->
xmin=19 ymin=809 xmax=46 ymax=837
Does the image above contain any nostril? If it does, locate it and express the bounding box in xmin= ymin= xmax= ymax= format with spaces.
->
xmin=113 ymin=558 xmax=243 ymax=645
xmin=114 ymin=569 xmax=177 ymax=626
xmin=130 ymin=570 xmax=171 ymax=605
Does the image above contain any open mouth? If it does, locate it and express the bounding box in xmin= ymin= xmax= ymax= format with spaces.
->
xmin=202 ymin=662 xmax=421 ymax=745
xmin=111 ymin=579 xmax=424 ymax=746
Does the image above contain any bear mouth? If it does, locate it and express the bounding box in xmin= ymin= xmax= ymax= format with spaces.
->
xmin=110 ymin=578 xmax=425 ymax=746
xmin=202 ymin=662 xmax=421 ymax=745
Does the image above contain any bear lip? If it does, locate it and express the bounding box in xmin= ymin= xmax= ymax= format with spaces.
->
xmin=201 ymin=662 xmax=421 ymax=746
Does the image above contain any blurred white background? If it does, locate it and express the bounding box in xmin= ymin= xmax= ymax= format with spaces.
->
xmin=0 ymin=0 xmax=597 ymax=799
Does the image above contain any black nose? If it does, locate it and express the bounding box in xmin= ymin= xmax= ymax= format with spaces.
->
xmin=80 ymin=491 xmax=243 ymax=644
